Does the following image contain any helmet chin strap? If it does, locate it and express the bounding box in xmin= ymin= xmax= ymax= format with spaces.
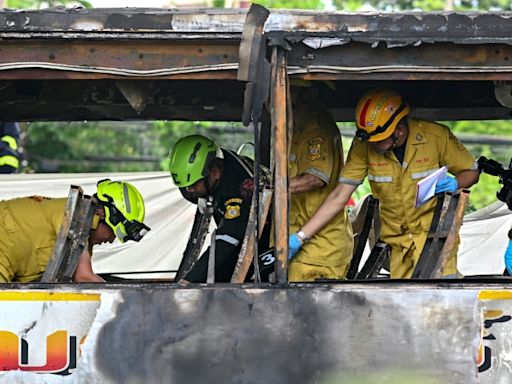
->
xmin=204 ymin=176 xmax=212 ymax=196
xmin=374 ymin=131 xmax=400 ymax=155
xmin=390 ymin=131 xmax=399 ymax=147
xmin=204 ymin=161 xmax=222 ymax=196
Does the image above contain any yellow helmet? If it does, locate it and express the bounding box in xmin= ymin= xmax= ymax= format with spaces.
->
xmin=355 ymin=88 xmax=410 ymax=142
xmin=96 ymin=179 xmax=150 ymax=242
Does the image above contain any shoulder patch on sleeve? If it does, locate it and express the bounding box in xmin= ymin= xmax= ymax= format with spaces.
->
xmin=306 ymin=136 xmax=325 ymax=161
xmin=448 ymin=130 xmax=466 ymax=151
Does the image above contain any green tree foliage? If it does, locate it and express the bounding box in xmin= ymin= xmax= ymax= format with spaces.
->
xmin=24 ymin=121 xmax=162 ymax=173
xmin=6 ymin=0 xmax=91 ymax=10
xmin=332 ymin=0 xmax=511 ymax=10
xmin=256 ymin=0 xmax=324 ymax=9
xmin=155 ymin=120 xmax=253 ymax=170
xmin=24 ymin=120 xmax=254 ymax=173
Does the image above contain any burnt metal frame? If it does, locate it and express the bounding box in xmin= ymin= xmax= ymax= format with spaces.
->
xmin=347 ymin=196 xmax=380 ymax=280
xmin=174 ymin=198 xmax=214 ymax=282
xmin=41 ymin=186 xmax=97 ymax=283
xmin=0 ymin=7 xmax=510 ymax=284
xmin=230 ymin=186 xmax=273 ymax=283
xmin=412 ymin=190 xmax=470 ymax=279
xmin=356 ymin=241 xmax=391 ymax=280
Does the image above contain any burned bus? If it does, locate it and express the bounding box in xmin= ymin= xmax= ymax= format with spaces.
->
xmin=0 ymin=5 xmax=512 ymax=383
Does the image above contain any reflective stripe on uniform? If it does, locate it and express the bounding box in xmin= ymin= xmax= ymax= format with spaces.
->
xmin=368 ymin=174 xmax=392 ymax=183
xmin=215 ymin=234 xmax=239 ymax=246
xmin=411 ymin=169 xmax=437 ymax=180
xmin=0 ymin=135 xmax=18 ymax=150
xmin=304 ymin=167 xmax=329 ymax=184
xmin=338 ymin=177 xmax=362 ymax=186
xmin=0 ymin=155 xmax=19 ymax=168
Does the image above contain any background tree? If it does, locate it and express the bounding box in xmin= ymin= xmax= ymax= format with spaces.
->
xmin=6 ymin=0 xmax=91 ymax=9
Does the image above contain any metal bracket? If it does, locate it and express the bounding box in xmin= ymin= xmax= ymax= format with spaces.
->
xmin=230 ymin=187 xmax=273 ymax=283
xmin=356 ymin=241 xmax=391 ymax=280
xmin=412 ymin=190 xmax=469 ymax=279
xmin=174 ymin=198 xmax=214 ymax=282
xmin=347 ymin=195 xmax=379 ymax=279
xmin=41 ymin=186 xmax=97 ymax=283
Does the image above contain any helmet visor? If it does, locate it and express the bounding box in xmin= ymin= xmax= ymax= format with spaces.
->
xmin=122 ymin=220 xmax=151 ymax=242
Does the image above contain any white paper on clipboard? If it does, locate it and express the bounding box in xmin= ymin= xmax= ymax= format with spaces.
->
xmin=415 ymin=165 xmax=448 ymax=208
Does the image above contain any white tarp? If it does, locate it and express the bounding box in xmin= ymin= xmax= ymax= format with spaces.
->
xmin=458 ymin=201 xmax=512 ymax=276
xmin=1 ymin=173 xmax=511 ymax=278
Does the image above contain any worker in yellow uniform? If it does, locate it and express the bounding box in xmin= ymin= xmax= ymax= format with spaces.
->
xmin=288 ymin=82 xmax=353 ymax=282
xmin=0 ymin=179 xmax=150 ymax=283
xmin=0 ymin=122 xmax=21 ymax=174
xmin=289 ymin=88 xmax=480 ymax=278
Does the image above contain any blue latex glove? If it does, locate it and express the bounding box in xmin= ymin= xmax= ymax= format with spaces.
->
xmin=505 ymin=240 xmax=512 ymax=275
xmin=289 ymin=233 xmax=302 ymax=260
xmin=435 ymin=175 xmax=458 ymax=194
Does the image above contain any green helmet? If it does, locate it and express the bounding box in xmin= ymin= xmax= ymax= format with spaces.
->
xmin=168 ymin=135 xmax=218 ymax=188
xmin=96 ymin=179 xmax=150 ymax=243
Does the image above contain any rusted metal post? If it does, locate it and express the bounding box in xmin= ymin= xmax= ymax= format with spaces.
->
xmin=433 ymin=189 xmax=470 ymax=278
xmin=270 ymin=46 xmax=289 ymax=284
xmin=207 ymin=229 xmax=216 ymax=284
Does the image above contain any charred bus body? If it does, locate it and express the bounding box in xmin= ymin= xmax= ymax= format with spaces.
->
xmin=0 ymin=6 xmax=512 ymax=383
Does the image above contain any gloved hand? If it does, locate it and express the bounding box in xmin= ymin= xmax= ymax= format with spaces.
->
xmin=504 ymin=240 xmax=512 ymax=275
xmin=289 ymin=233 xmax=302 ymax=260
xmin=435 ymin=175 xmax=458 ymax=194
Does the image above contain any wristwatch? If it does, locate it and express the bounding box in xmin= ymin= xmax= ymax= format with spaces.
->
xmin=296 ymin=230 xmax=310 ymax=244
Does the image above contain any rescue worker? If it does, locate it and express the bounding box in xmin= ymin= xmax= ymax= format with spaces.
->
xmin=0 ymin=179 xmax=150 ymax=283
xmin=0 ymin=122 xmax=21 ymax=174
xmin=505 ymin=228 xmax=512 ymax=275
xmin=287 ymin=82 xmax=353 ymax=281
xmin=289 ymin=88 xmax=480 ymax=278
xmin=169 ymin=135 xmax=267 ymax=283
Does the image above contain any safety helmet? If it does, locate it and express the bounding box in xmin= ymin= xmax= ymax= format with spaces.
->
xmin=96 ymin=179 xmax=150 ymax=243
xmin=168 ymin=135 xmax=218 ymax=188
xmin=355 ymin=88 xmax=410 ymax=142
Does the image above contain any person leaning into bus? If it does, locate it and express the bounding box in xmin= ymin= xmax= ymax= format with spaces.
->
xmin=0 ymin=122 xmax=21 ymax=174
xmin=169 ymin=135 xmax=272 ymax=283
xmin=289 ymin=88 xmax=480 ymax=279
xmin=287 ymin=82 xmax=353 ymax=282
xmin=0 ymin=179 xmax=150 ymax=283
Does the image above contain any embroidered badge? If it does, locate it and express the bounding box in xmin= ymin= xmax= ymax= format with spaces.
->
xmin=416 ymin=133 xmax=423 ymax=142
xmin=224 ymin=204 xmax=241 ymax=219
xmin=448 ymin=131 xmax=465 ymax=151
xmin=306 ymin=136 xmax=324 ymax=161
